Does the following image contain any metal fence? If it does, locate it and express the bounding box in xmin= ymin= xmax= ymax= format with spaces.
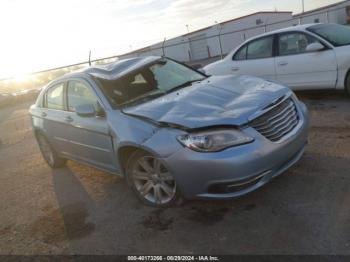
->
xmin=123 ymin=2 xmax=349 ymax=64
xmin=0 ymin=1 xmax=349 ymax=87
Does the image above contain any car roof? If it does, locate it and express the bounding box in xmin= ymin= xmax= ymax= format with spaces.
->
xmin=57 ymin=56 xmax=162 ymax=82
xmin=242 ymin=23 xmax=320 ymax=42
xmin=268 ymin=23 xmax=318 ymax=34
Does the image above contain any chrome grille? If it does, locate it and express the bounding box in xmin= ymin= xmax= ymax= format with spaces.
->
xmin=250 ymin=98 xmax=299 ymax=142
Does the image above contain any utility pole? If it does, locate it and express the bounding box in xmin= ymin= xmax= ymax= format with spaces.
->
xmin=215 ymin=22 xmax=224 ymax=60
xmin=302 ymin=0 xmax=305 ymax=13
xmin=186 ymin=24 xmax=189 ymax=33
xmin=88 ymin=50 xmax=91 ymax=66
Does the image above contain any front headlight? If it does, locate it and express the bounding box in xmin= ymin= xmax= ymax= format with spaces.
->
xmin=177 ymin=129 xmax=254 ymax=152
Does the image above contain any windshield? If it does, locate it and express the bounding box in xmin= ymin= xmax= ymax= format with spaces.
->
xmin=96 ymin=59 xmax=206 ymax=107
xmin=307 ymin=24 xmax=350 ymax=47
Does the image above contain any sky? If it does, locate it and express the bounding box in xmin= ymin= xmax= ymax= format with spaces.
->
xmin=0 ymin=0 xmax=343 ymax=79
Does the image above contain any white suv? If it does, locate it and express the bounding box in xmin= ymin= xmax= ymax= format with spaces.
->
xmin=203 ymin=23 xmax=350 ymax=95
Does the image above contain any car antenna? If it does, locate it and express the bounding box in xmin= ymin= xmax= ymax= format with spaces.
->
xmin=88 ymin=50 xmax=92 ymax=66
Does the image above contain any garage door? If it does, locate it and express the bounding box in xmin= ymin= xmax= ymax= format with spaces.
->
xmin=189 ymin=34 xmax=208 ymax=61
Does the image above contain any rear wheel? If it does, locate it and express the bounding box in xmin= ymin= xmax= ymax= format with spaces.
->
xmin=345 ymin=72 xmax=350 ymax=96
xmin=36 ymin=134 xmax=66 ymax=168
xmin=126 ymin=150 xmax=181 ymax=207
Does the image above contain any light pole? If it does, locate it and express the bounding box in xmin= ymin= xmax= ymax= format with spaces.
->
xmin=88 ymin=50 xmax=91 ymax=66
xmin=186 ymin=25 xmax=192 ymax=61
xmin=302 ymin=0 xmax=305 ymax=13
xmin=215 ymin=22 xmax=224 ymax=60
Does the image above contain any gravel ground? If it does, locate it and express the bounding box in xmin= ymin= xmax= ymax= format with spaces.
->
xmin=0 ymin=91 xmax=349 ymax=255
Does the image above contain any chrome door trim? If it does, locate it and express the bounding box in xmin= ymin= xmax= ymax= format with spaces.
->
xmin=53 ymin=136 xmax=111 ymax=153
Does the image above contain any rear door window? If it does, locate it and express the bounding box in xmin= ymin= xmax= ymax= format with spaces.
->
xmin=46 ymin=83 xmax=64 ymax=110
xmin=233 ymin=45 xmax=247 ymax=60
xmin=246 ymin=36 xmax=274 ymax=59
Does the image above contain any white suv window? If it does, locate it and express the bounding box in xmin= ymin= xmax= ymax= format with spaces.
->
xmin=247 ymin=36 xmax=273 ymax=59
xmin=278 ymin=33 xmax=320 ymax=56
xmin=233 ymin=46 xmax=247 ymax=60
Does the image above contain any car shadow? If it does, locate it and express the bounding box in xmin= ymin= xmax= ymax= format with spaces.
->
xmin=50 ymin=166 xmax=96 ymax=241
xmin=295 ymin=89 xmax=347 ymax=101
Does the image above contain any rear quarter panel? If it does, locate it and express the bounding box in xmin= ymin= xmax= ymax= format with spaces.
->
xmin=334 ymin=46 xmax=350 ymax=89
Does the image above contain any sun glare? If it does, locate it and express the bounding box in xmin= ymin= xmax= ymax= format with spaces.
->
xmin=12 ymin=73 xmax=36 ymax=83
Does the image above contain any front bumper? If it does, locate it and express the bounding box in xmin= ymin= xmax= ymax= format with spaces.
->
xmin=162 ymin=100 xmax=309 ymax=200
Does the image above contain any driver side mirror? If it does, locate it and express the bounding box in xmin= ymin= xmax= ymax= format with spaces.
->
xmin=75 ymin=104 xmax=96 ymax=117
xmin=306 ymin=42 xmax=324 ymax=52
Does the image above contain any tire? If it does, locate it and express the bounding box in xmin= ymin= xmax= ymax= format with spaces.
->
xmin=345 ymin=72 xmax=350 ymax=97
xmin=36 ymin=133 xmax=66 ymax=168
xmin=126 ymin=150 xmax=182 ymax=207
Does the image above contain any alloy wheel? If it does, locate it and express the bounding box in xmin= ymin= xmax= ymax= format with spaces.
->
xmin=131 ymin=156 xmax=176 ymax=205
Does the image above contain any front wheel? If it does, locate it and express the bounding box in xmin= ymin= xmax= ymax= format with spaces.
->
xmin=126 ymin=150 xmax=181 ymax=207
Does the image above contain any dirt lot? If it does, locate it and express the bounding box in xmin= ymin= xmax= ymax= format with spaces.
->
xmin=0 ymin=91 xmax=349 ymax=255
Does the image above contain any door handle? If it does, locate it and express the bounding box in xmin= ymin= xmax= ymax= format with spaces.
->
xmin=64 ymin=116 xmax=73 ymax=123
xmin=231 ymin=67 xmax=240 ymax=72
xmin=278 ymin=61 xmax=288 ymax=66
xmin=41 ymin=112 xmax=47 ymax=117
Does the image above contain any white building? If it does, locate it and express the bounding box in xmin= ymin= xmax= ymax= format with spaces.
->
xmin=119 ymin=0 xmax=350 ymax=64
xmin=294 ymin=0 xmax=349 ymax=25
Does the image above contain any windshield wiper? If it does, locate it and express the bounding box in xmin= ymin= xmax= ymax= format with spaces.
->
xmin=119 ymin=78 xmax=205 ymax=107
xmin=120 ymin=90 xmax=166 ymax=107
xmin=166 ymin=79 xmax=204 ymax=94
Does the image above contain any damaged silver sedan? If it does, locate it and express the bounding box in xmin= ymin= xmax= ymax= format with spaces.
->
xmin=30 ymin=56 xmax=309 ymax=207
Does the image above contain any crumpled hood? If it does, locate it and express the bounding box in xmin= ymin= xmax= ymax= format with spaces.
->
xmin=123 ymin=75 xmax=290 ymax=129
